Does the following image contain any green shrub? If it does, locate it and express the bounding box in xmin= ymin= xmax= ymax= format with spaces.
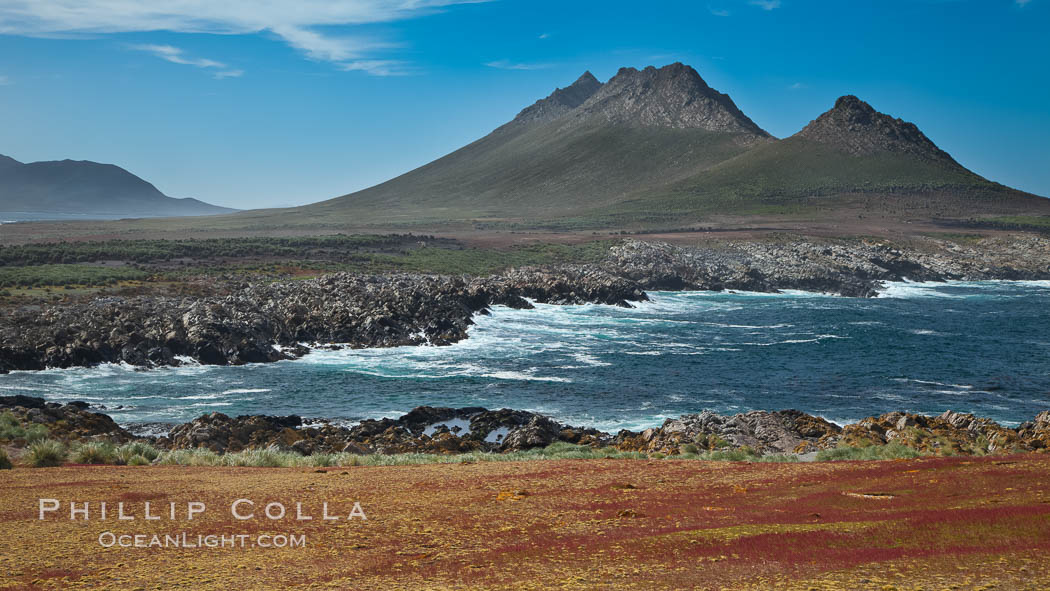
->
xmin=308 ymin=454 xmax=336 ymax=467
xmin=157 ymin=448 xmax=221 ymax=466
xmin=115 ymin=441 xmax=161 ymax=465
xmin=0 ymin=412 xmax=49 ymax=443
xmin=0 ymin=448 xmax=11 ymax=469
xmin=0 ymin=412 xmax=18 ymax=435
xmin=27 ymin=440 xmax=67 ymax=468
xmin=71 ymin=441 xmax=116 ymax=464
xmin=23 ymin=424 xmax=49 ymax=444
xmin=752 ymin=454 xmax=800 ymax=463
xmin=126 ymin=454 xmax=150 ymax=466
xmin=221 ymin=446 xmax=301 ymax=468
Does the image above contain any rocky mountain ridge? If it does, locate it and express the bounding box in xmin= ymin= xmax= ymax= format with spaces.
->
xmin=509 ymin=71 xmax=603 ymax=126
xmin=566 ymin=63 xmax=770 ymax=137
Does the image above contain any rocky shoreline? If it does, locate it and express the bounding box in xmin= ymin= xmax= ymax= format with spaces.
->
xmin=2 ymin=235 xmax=1050 ymax=371
xmin=4 ymin=395 xmax=1050 ymax=459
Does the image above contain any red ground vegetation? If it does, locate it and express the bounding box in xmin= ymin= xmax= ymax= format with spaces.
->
xmin=2 ymin=455 xmax=1050 ymax=589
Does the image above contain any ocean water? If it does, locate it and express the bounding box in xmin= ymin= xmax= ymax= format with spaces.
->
xmin=3 ymin=280 xmax=1050 ymax=431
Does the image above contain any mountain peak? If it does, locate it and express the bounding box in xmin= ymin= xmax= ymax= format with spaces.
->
xmin=0 ymin=154 xmax=21 ymax=170
xmin=796 ymin=95 xmax=957 ymax=163
xmin=569 ymin=63 xmax=769 ymax=137
xmin=510 ymin=71 xmax=603 ymax=126
xmin=574 ymin=71 xmax=598 ymax=85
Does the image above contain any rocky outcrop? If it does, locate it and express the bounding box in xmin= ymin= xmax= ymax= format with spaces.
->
xmin=158 ymin=406 xmax=608 ymax=455
xmin=612 ymin=410 xmax=842 ymax=455
xmin=9 ymin=397 xmax=1050 ymax=459
xmin=604 ymin=235 xmax=1050 ymax=297
xmin=569 ymin=63 xmax=770 ymax=138
xmin=509 ymin=71 xmax=603 ymax=126
xmin=0 ymin=395 xmax=133 ymax=443
xmin=796 ymin=95 xmax=960 ymax=164
xmin=1017 ymin=411 xmax=1050 ymax=451
xmin=0 ymin=267 xmax=645 ymax=371
xmin=832 ymin=410 xmax=1028 ymax=455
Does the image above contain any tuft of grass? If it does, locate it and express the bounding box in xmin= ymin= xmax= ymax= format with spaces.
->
xmin=308 ymin=454 xmax=337 ymax=467
xmin=71 ymin=441 xmax=116 ymax=465
xmin=752 ymin=454 xmax=801 ymax=463
xmin=157 ymin=448 xmax=221 ymax=466
xmin=221 ymin=446 xmax=301 ymax=468
xmin=126 ymin=454 xmax=151 ymax=466
xmin=27 ymin=439 xmax=67 ymax=468
xmin=0 ymin=412 xmax=49 ymax=443
xmin=115 ymin=441 xmax=161 ymax=465
xmin=0 ymin=448 xmax=11 ymax=470
xmin=815 ymin=442 xmax=923 ymax=462
xmin=145 ymin=441 xmax=937 ymax=468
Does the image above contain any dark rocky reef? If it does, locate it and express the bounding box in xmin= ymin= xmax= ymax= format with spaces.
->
xmin=603 ymin=235 xmax=1050 ymax=297
xmin=6 ymin=396 xmax=1050 ymax=459
xmin=160 ymin=406 xmax=606 ymax=456
xmin=0 ymin=267 xmax=644 ymax=371
xmin=3 ymin=235 xmax=1050 ymax=372
xmin=611 ymin=409 xmax=842 ymax=455
xmin=0 ymin=395 xmax=134 ymax=444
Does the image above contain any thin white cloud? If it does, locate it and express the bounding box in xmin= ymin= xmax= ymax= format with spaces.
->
xmin=0 ymin=1 xmax=486 ymax=75
xmin=749 ymin=0 xmax=781 ymax=10
xmin=788 ymin=82 xmax=806 ymax=90
xmin=484 ymin=59 xmax=550 ymax=71
xmin=212 ymin=69 xmax=244 ymax=79
xmin=0 ymin=74 xmax=10 ymax=85
xmin=709 ymin=7 xmax=731 ymax=17
xmin=1016 ymin=0 xmax=1033 ymax=6
xmin=131 ymin=44 xmax=242 ymax=79
xmin=132 ymin=44 xmax=223 ymax=68
xmin=337 ymin=59 xmax=408 ymax=76
xmin=538 ymin=32 xmax=550 ymax=39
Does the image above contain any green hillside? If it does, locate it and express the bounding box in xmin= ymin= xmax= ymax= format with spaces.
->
xmin=303 ymin=121 xmax=762 ymax=224
xmin=604 ymin=137 xmax=996 ymax=217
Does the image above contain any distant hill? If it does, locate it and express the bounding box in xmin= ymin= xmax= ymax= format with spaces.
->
xmin=303 ymin=63 xmax=774 ymax=224
xmin=0 ymin=155 xmax=234 ymax=218
xmin=291 ymin=62 xmax=1047 ymax=229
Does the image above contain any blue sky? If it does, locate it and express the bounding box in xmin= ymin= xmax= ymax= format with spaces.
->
xmin=0 ymin=0 xmax=1046 ymax=209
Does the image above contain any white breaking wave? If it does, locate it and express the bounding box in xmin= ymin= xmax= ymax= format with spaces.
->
xmin=876 ymin=279 xmax=1050 ymax=299
xmin=893 ymin=378 xmax=973 ymax=390
xmin=703 ymin=322 xmax=793 ymax=329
